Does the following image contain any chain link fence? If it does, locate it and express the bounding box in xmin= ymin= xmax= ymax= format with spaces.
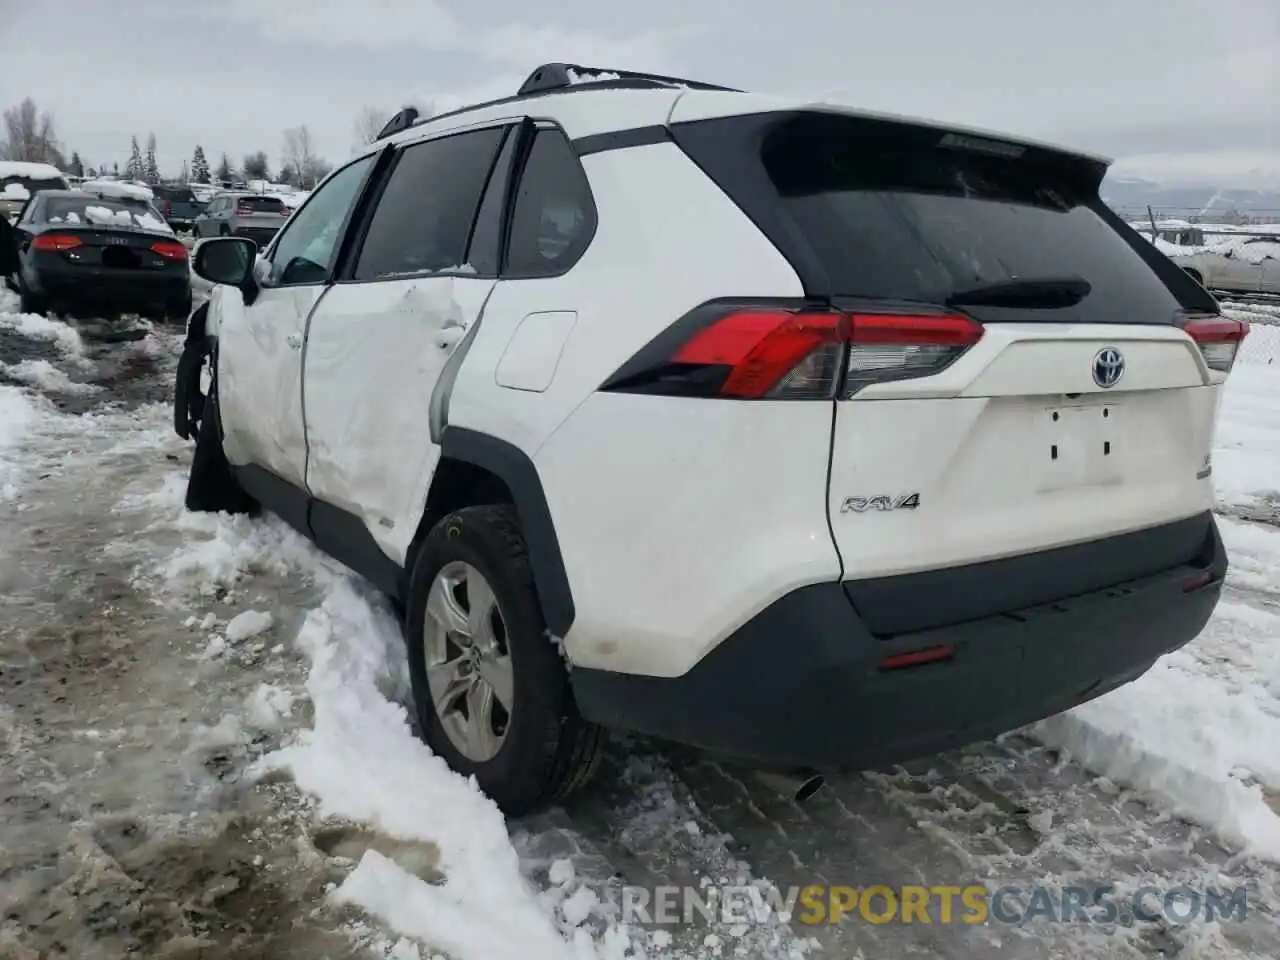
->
xmin=1221 ymin=302 xmax=1280 ymax=365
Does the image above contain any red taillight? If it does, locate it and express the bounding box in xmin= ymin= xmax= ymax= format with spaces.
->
xmin=1183 ymin=316 xmax=1249 ymax=373
xmin=165 ymin=199 xmax=173 ymax=217
xmin=235 ymin=204 xmax=253 ymax=216
xmin=1182 ymin=570 xmax=1217 ymax=592
xmin=150 ymin=240 xmax=188 ymax=261
xmin=32 ymin=233 xmax=83 ymax=252
xmin=610 ymin=306 xmax=984 ymax=400
xmin=672 ymin=311 xmax=849 ymax=398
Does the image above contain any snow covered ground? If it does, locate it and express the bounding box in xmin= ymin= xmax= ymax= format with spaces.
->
xmin=1 ymin=291 xmax=1279 ymax=959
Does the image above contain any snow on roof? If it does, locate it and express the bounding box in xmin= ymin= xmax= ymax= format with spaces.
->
xmin=79 ymin=179 xmax=155 ymax=201
xmin=0 ymin=161 xmax=65 ymax=181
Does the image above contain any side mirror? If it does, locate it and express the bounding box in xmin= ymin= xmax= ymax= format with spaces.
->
xmin=192 ymin=237 xmax=260 ymax=304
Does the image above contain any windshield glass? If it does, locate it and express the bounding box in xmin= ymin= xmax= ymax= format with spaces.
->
xmin=42 ymin=196 xmax=171 ymax=232
xmin=761 ymin=113 xmax=1185 ymax=323
xmin=2 ymin=175 xmax=68 ymax=197
xmin=236 ymin=195 xmax=286 ymax=213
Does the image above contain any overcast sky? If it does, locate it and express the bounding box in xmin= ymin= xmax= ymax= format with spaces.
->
xmin=1 ymin=0 xmax=1275 ymax=186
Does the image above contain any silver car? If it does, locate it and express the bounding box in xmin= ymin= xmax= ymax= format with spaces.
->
xmin=191 ymin=191 xmax=290 ymax=246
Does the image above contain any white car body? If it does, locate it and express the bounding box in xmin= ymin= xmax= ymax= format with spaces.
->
xmin=1162 ymin=232 xmax=1280 ymax=296
xmin=180 ymin=66 xmax=1243 ymax=806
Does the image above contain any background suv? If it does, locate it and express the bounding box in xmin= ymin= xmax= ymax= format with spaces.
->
xmin=175 ymin=63 xmax=1244 ymax=816
xmin=192 ymin=191 xmax=289 ymax=245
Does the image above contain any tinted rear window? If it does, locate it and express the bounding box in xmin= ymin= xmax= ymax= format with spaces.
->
xmin=2 ymin=175 xmax=68 ymax=194
xmin=236 ymin=196 xmax=285 ymax=212
xmin=156 ymin=186 xmax=196 ymax=202
xmin=759 ymin=114 xmax=1185 ymax=323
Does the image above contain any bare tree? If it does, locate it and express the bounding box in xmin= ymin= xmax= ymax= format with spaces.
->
xmin=283 ymin=125 xmax=331 ymax=188
xmin=2 ymin=98 xmax=66 ymax=166
xmin=352 ymin=107 xmax=390 ymax=152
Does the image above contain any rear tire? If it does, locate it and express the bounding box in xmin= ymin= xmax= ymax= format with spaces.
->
xmin=16 ymin=276 xmax=45 ymax=316
xmin=166 ymin=292 xmax=193 ymax=324
xmin=185 ymin=383 xmax=258 ymax=515
xmin=404 ymin=504 xmax=604 ymax=815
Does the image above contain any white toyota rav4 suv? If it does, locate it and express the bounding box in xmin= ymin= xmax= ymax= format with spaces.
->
xmin=175 ymin=63 xmax=1247 ymax=816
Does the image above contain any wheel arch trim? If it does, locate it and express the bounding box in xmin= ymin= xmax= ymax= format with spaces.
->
xmin=437 ymin=426 xmax=576 ymax=637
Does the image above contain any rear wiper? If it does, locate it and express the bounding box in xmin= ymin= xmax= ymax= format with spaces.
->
xmin=945 ymin=275 xmax=1091 ymax=308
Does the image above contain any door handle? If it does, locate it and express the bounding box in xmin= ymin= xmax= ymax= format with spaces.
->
xmin=286 ymin=332 xmax=303 ymax=350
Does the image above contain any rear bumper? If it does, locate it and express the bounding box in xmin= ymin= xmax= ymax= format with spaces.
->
xmin=29 ymin=264 xmax=190 ymax=307
xmin=232 ymin=226 xmax=280 ymax=246
xmin=570 ymin=512 xmax=1227 ymax=770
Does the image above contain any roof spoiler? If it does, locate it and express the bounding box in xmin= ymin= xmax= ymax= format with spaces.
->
xmin=516 ymin=62 xmax=741 ymax=96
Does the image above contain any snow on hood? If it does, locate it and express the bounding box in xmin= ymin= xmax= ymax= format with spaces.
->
xmin=0 ymin=160 xmax=64 ymax=181
xmin=80 ymin=179 xmax=155 ymax=201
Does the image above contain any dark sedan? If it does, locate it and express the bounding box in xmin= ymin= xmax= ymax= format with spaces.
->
xmin=5 ymin=190 xmax=192 ymax=322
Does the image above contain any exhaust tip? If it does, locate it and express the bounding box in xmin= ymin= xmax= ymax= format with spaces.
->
xmin=794 ymin=773 xmax=826 ymax=804
xmin=753 ymin=769 xmax=827 ymax=805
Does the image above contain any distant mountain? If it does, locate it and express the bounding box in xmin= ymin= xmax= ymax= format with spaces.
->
xmin=1100 ymin=177 xmax=1280 ymax=221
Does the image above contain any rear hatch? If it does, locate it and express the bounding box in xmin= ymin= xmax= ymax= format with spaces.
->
xmin=34 ymin=198 xmax=187 ymax=271
xmin=232 ymin=194 xmax=289 ymax=229
xmin=671 ymin=107 xmax=1244 ymax=635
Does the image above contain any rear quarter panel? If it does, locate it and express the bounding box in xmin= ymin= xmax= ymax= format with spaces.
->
xmin=447 ymin=141 xmax=841 ymax=677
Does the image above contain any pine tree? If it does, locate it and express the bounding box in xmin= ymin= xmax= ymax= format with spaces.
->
xmin=112 ymin=161 xmax=120 ymax=176
xmin=215 ymin=152 xmax=233 ymax=184
xmin=68 ymin=152 xmax=85 ymax=177
xmin=126 ymin=136 xmax=143 ymax=181
xmin=144 ymin=133 xmax=160 ymax=184
xmin=191 ymin=145 xmax=210 ymax=184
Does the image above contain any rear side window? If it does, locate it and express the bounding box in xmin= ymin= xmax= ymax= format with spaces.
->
xmin=720 ymin=114 xmax=1190 ymax=323
xmin=504 ymin=129 xmax=595 ymax=278
xmin=236 ymin=195 xmax=286 ymax=213
xmin=466 ymin=128 xmax=519 ymax=276
xmin=353 ymin=127 xmax=505 ymax=281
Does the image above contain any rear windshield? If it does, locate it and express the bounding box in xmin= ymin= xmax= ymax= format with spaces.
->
xmin=759 ymin=114 xmax=1186 ymax=323
xmin=155 ymin=185 xmax=196 ymax=202
xmin=2 ymin=175 xmax=68 ymax=194
xmin=235 ymin=196 xmax=286 ymax=212
xmin=42 ymin=196 xmax=169 ymax=231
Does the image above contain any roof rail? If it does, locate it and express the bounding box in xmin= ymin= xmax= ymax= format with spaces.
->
xmin=516 ymin=62 xmax=741 ymax=96
xmin=374 ymin=106 xmax=421 ymax=141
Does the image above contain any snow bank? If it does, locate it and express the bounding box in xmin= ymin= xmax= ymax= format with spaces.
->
xmin=1033 ymin=362 xmax=1280 ymax=862
xmin=0 ymin=385 xmax=44 ymax=500
xmin=254 ymin=579 xmax=595 ymax=960
xmin=1 ymin=183 xmax=29 ymax=200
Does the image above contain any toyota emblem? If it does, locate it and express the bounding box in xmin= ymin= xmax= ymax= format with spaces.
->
xmin=1093 ymin=347 xmax=1125 ymax=389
